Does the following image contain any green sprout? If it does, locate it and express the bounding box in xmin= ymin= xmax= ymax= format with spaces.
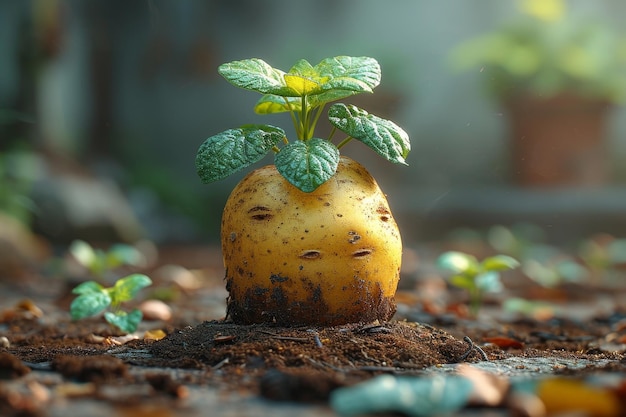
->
xmin=68 ymin=240 xmax=151 ymax=333
xmin=437 ymin=251 xmax=520 ymax=316
xmin=70 ymin=274 xmax=152 ymax=333
xmin=195 ymin=56 xmax=410 ymax=193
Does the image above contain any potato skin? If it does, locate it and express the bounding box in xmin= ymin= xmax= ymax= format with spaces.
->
xmin=221 ymin=156 xmax=402 ymax=326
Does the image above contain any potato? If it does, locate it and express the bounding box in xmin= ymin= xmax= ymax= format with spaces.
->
xmin=221 ymin=156 xmax=402 ymax=326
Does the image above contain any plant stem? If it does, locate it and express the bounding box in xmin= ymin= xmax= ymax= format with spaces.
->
xmin=336 ymin=136 xmax=353 ymax=149
xmin=283 ymin=97 xmax=301 ymax=139
xmin=300 ymin=95 xmax=309 ymax=140
xmin=469 ymin=287 xmax=481 ymax=317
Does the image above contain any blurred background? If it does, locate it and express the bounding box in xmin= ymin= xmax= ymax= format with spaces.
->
xmin=2 ymin=0 xmax=626 ymax=249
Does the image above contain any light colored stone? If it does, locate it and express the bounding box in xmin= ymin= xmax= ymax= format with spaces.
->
xmin=139 ymin=299 xmax=172 ymax=321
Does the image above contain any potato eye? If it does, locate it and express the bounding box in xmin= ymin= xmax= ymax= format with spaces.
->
xmin=352 ymin=249 xmax=373 ymax=259
xmin=299 ymin=250 xmax=321 ymax=259
xmin=377 ymin=206 xmax=391 ymax=222
xmin=248 ymin=206 xmax=273 ymax=220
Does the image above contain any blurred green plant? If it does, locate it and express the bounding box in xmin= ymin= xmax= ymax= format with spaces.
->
xmin=0 ymin=147 xmax=41 ymax=226
xmin=487 ymin=223 xmax=588 ymax=288
xmin=437 ymin=251 xmax=520 ymax=316
xmin=578 ymin=234 xmax=626 ymax=281
xmin=68 ymin=240 xmax=151 ymax=333
xmin=69 ymin=239 xmax=146 ymax=280
xmin=70 ymin=274 xmax=152 ymax=333
xmin=450 ymin=0 xmax=626 ymax=102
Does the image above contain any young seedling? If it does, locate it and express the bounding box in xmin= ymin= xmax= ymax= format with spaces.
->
xmin=437 ymin=251 xmax=520 ymax=317
xmin=70 ymin=274 xmax=152 ymax=333
xmin=196 ymin=56 xmax=409 ymax=193
xmin=68 ymin=240 xmax=151 ymax=333
xmin=195 ymin=56 xmax=410 ymax=325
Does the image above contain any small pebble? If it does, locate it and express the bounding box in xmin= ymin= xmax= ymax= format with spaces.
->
xmin=139 ymin=300 xmax=172 ymax=321
xmin=0 ymin=336 xmax=10 ymax=348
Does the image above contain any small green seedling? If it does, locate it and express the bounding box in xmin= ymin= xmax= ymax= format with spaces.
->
xmin=69 ymin=239 xmax=145 ymax=279
xmin=195 ymin=56 xmax=410 ymax=193
xmin=70 ymin=274 xmax=152 ymax=333
xmin=437 ymin=251 xmax=520 ymax=316
xmin=68 ymin=240 xmax=151 ymax=333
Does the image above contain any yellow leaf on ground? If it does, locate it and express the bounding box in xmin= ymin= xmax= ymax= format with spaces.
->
xmin=537 ymin=378 xmax=620 ymax=417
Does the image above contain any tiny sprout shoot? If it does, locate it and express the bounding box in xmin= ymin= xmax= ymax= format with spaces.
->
xmin=69 ymin=240 xmax=145 ymax=279
xmin=437 ymin=251 xmax=520 ymax=316
xmin=70 ymin=274 xmax=152 ymax=333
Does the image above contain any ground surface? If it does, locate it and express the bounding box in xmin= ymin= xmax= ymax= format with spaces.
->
xmin=2 ymin=243 xmax=626 ymax=416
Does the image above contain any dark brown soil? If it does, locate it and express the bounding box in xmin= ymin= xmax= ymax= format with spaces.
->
xmin=2 ymin=244 xmax=626 ymax=416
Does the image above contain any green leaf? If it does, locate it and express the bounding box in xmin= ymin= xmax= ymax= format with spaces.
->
xmin=196 ymin=125 xmax=285 ymax=183
xmin=106 ymin=244 xmax=145 ymax=269
xmin=109 ymin=274 xmax=152 ymax=306
xmin=69 ymin=240 xmax=96 ymax=269
xmin=71 ymin=280 xmax=104 ymax=295
xmin=437 ymin=251 xmax=479 ymax=274
xmin=219 ymin=56 xmax=381 ymax=99
xmin=450 ymin=275 xmax=476 ymax=290
xmin=254 ymin=90 xmax=360 ymax=114
xmin=274 ymin=138 xmax=339 ymax=193
xmin=475 ymin=272 xmax=503 ymax=293
xmin=255 ymin=95 xmax=301 ymax=114
xmin=316 ymin=56 xmax=381 ymax=93
xmin=328 ymin=104 xmax=410 ymax=164
xmin=218 ymin=58 xmax=293 ymax=96
xmin=482 ymin=255 xmax=520 ymax=271
xmin=70 ymin=291 xmax=111 ymax=319
xmin=104 ymin=309 xmax=143 ymax=334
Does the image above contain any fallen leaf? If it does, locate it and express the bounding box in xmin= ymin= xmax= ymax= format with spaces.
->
xmin=537 ymin=378 xmax=620 ymax=417
xmin=483 ymin=336 xmax=525 ymax=350
xmin=144 ymin=329 xmax=167 ymax=341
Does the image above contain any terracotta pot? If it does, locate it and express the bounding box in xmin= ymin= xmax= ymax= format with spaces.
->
xmin=505 ymin=94 xmax=612 ymax=187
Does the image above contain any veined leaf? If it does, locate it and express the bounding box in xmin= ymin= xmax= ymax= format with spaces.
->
xmin=255 ymin=95 xmax=300 ymax=114
xmin=254 ymin=89 xmax=361 ymax=115
xmin=70 ymin=291 xmax=111 ymax=319
xmin=328 ymin=104 xmax=410 ymax=164
xmin=284 ymin=74 xmax=323 ymax=96
xmin=219 ymin=56 xmax=381 ymax=99
xmin=218 ymin=59 xmax=293 ymax=96
xmin=196 ymin=125 xmax=285 ymax=183
xmin=104 ymin=309 xmax=143 ymax=334
xmin=274 ymin=139 xmax=339 ymax=193
xmin=109 ymin=274 xmax=152 ymax=306
xmin=316 ymin=56 xmax=381 ymax=93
